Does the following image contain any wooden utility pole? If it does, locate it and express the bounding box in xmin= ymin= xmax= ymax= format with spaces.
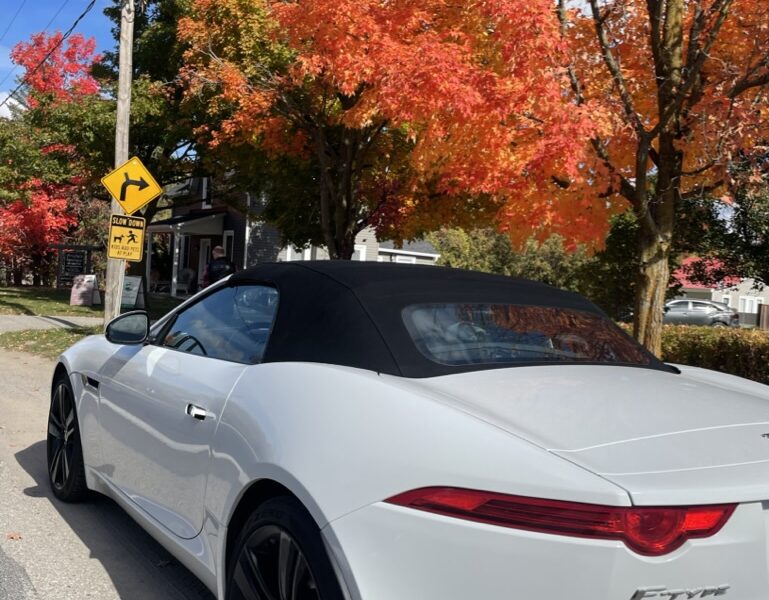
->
xmin=104 ymin=0 xmax=136 ymax=323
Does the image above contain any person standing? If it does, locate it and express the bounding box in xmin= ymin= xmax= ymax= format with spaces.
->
xmin=203 ymin=245 xmax=236 ymax=287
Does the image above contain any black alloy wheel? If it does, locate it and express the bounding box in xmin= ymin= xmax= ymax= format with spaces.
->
xmin=47 ymin=375 xmax=87 ymax=502
xmin=227 ymin=498 xmax=344 ymax=600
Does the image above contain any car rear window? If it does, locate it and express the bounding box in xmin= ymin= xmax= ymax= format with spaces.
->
xmin=402 ymin=303 xmax=652 ymax=367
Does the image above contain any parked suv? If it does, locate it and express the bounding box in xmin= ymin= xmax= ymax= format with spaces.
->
xmin=663 ymin=299 xmax=740 ymax=327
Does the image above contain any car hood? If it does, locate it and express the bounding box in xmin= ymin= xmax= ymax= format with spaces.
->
xmin=402 ymin=364 xmax=769 ymax=505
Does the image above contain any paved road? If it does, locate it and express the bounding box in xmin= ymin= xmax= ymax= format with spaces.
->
xmin=0 ymin=349 xmax=215 ymax=600
xmin=0 ymin=315 xmax=104 ymax=334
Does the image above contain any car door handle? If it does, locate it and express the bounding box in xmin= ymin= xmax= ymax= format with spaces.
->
xmin=186 ymin=404 xmax=208 ymax=421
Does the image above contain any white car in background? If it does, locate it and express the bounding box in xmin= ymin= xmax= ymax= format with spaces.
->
xmin=48 ymin=262 xmax=769 ymax=600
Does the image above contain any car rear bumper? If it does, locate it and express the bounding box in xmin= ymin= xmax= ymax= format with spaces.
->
xmin=325 ymin=501 xmax=769 ymax=600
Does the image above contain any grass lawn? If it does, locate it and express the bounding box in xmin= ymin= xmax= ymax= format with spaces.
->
xmin=0 ymin=286 xmax=184 ymax=321
xmin=0 ymin=287 xmax=186 ymax=359
xmin=0 ymin=287 xmax=102 ymax=316
xmin=0 ymin=326 xmax=103 ymax=360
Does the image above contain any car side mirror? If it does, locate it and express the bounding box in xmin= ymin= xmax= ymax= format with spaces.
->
xmin=105 ymin=311 xmax=150 ymax=345
xmin=663 ymin=306 xmax=670 ymax=313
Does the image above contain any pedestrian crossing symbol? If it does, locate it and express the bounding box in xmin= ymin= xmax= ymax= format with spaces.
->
xmin=101 ymin=157 xmax=163 ymax=215
xmin=108 ymin=214 xmax=146 ymax=262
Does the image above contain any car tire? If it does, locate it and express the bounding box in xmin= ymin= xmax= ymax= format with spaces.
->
xmin=711 ymin=321 xmax=728 ymax=327
xmin=47 ymin=373 xmax=88 ymax=502
xmin=226 ymin=497 xmax=344 ymax=600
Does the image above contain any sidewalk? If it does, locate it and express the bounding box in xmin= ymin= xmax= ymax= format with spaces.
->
xmin=0 ymin=315 xmax=103 ymax=334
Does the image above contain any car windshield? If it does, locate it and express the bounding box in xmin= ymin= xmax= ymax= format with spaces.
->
xmin=402 ymin=303 xmax=652 ymax=367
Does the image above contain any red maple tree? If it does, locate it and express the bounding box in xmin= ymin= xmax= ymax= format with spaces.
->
xmin=0 ymin=181 xmax=77 ymax=285
xmin=0 ymin=32 xmax=102 ymax=284
xmin=11 ymin=32 xmax=101 ymax=105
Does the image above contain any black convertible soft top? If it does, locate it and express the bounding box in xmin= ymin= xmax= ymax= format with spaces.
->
xmin=231 ymin=261 xmax=664 ymax=378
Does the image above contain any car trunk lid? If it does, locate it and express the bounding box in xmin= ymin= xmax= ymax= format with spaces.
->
xmin=406 ymin=364 xmax=769 ymax=505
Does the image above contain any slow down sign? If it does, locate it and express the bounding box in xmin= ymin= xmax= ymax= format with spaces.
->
xmin=108 ymin=214 xmax=146 ymax=262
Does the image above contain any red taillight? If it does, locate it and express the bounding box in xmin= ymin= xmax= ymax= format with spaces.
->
xmin=385 ymin=487 xmax=735 ymax=556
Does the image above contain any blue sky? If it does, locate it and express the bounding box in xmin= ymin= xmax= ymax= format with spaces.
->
xmin=0 ymin=0 xmax=114 ymax=97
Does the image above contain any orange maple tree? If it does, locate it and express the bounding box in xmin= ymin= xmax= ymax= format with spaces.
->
xmin=179 ymin=0 xmax=612 ymax=259
xmin=559 ymin=0 xmax=769 ymax=353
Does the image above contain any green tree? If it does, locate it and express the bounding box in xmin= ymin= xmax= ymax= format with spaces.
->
xmin=429 ymin=215 xmax=654 ymax=321
xmin=680 ymin=152 xmax=769 ymax=287
xmin=429 ymin=229 xmax=594 ymax=294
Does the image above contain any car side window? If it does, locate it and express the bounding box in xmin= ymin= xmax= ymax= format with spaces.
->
xmin=692 ymin=301 xmax=714 ymax=312
xmin=667 ymin=301 xmax=689 ymax=312
xmin=162 ymin=284 xmax=278 ymax=364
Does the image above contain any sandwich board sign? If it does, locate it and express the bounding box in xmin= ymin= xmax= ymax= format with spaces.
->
xmin=101 ymin=157 xmax=163 ymax=215
xmin=108 ymin=214 xmax=146 ymax=262
xmin=121 ymin=276 xmax=146 ymax=310
xmin=69 ymin=274 xmax=101 ymax=307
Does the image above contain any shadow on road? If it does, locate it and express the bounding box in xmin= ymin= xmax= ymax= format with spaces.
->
xmin=15 ymin=441 xmax=215 ymax=600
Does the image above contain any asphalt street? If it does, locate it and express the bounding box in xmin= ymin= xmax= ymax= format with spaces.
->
xmin=0 ymin=349 xmax=214 ymax=600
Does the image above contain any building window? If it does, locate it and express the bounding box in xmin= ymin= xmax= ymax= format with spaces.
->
xmin=739 ymin=297 xmax=763 ymax=314
xmin=353 ymin=244 xmax=367 ymax=262
xmin=721 ymin=295 xmax=731 ymax=308
xmin=223 ymin=230 xmax=235 ymax=261
xmin=201 ymin=178 xmax=212 ymax=209
xmin=181 ymin=235 xmax=191 ymax=268
xmin=395 ymin=255 xmax=417 ymax=264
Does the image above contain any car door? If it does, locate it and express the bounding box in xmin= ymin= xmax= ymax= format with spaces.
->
xmin=689 ymin=301 xmax=716 ymax=325
xmin=96 ymin=283 xmax=278 ymax=539
xmin=663 ymin=300 xmax=689 ymax=324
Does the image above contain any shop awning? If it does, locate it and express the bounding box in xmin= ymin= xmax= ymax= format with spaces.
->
xmin=147 ymin=213 xmax=224 ymax=236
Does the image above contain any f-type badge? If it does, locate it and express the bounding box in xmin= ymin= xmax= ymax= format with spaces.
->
xmin=630 ymin=585 xmax=730 ymax=600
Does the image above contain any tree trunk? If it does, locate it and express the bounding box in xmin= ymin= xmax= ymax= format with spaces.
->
xmin=316 ymin=126 xmax=360 ymax=261
xmin=633 ymin=142 xmax=677 ymax=356
xmin=633 ymin=223 xmax=671 ymax=356
xmin=632 ymin=0 xmax=683 ymax=357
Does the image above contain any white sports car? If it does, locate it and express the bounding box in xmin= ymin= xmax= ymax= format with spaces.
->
xmin=49 ymin=262 xmax=769 ymax=600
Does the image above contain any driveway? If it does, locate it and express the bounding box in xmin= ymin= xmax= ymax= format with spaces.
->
xmin=0 ymin=349 xmax=214 ymax=600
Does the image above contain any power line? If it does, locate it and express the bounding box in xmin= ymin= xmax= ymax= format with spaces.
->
xmin=0 ymin=0 xmax=28 ymax=48
xmin=0 ymin=0 xmax=75 ymax=92
xmin=0 ymin=0 xmax=97 ymax=112
xmin=42 ymin=0 xmax=74 ymax=32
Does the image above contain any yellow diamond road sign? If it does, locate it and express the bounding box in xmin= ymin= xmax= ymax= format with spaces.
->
xmin=108 ymin=214 xmax=146 ymax=262
xmin=101 ymin=157 xmax=162 ymax=215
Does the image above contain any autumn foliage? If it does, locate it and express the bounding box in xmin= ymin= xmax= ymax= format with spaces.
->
xmin=0 ymin=32 xmax=102 ymax=284
xmin=179 ymin=0 xmax=613 ymax=257
xmin=11 ymin=32 xmax=101 ymax=105
xmin=0 ymin=181 xmax=77 ymax=284
xmin=557 ymin=0 xmax=769 ymax=353
xmin=562 ymin=1 xmax=768 ymax=203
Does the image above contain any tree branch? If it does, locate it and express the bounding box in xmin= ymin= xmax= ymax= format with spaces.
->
xmin=645 ymin=0 xmax=665 ymax=84
xmin=681 ymin=179 xmax=725 ymax=200
xmin=558 ymin=0 xmax=637 ymax=205
xmin=588 ymin=0 xmax=645 ymax=136
xmin=651 ymin=0 xmax=734 ymax=136
xmin=729 ymin=71 xmax=769 ymax=98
